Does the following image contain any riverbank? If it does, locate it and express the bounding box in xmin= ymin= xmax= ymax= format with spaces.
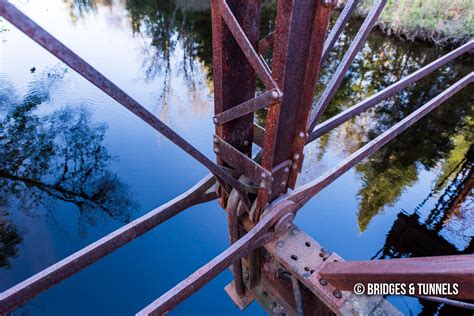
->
xmin=341 ymin=0 xmax=473 ymax=46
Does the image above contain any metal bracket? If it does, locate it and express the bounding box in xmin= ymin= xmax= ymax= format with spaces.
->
xmin=214 ymin=134 xmax=272 ymax=187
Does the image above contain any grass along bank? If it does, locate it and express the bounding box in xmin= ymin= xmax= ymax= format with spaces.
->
xmin=341 ymin=0 xmax=473 ymax=46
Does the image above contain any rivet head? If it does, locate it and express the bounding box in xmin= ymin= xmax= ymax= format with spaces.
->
xmin=261 ymin=172 xmax=267 ymax=179
xmin=213 ymin=137 xmax=218 ymax=144
xmin=284 ymin=167 xmax=290 ymax=173
xmin=243 ymin=140 xmax=249 ymax=146
xmin=293 ymin=153 xmax=300 ymax=160
xmin=334 ymin=290 xmax=342 ymax=299
xmin=270 ymin=90 xmax=280 ymax=101
xmin=321 ymin=0 xmax=332 ymax=7
xmin=277 ymin=241 xmax=284 ymax=248
xmin=298 ymin=131 xmax=305 ymax=139
xmin=260 ymin=181 xmax=266 ymax=188
xmin=291 ymin=229 xmax=298 ymax=235
xmin=281 ymin=181 xmax=286 ymax=187
xmin=213 ymin=117 xmax=218 ymax=124
xmin=319 ymin=279 xmax=328 ymax=286
xmin=214 ymin=148 xmax=220 ymax=153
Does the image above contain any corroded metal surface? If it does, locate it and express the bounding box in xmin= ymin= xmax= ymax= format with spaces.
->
xmin=320 ymin=255 xmax=474 ymax=299
xmin=1 ymin=0 xmax=473 ymax=315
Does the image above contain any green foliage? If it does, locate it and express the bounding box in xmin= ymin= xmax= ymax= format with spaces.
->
xmin=347 ymin=0 xmax=473 ymax=45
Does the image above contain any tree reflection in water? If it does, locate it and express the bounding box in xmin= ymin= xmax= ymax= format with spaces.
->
xmin=0 ymin=68 xmax=138 ymax=267
xmin=374 ymin=146 xmax=473 ymax=315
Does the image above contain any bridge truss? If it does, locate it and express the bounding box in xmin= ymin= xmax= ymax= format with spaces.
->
xmin=0 ymin=0 xmax=473 ymax=315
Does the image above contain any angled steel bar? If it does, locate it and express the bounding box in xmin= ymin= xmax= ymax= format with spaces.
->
xmin=252 ymin=124 xmax=266 ymax=148
xmin=217 ymin=0 xmax=279 ymax=91
xmin=320 ymin=0 xmax=359 ymax=66
xmin=213 ymin=89 xmax=280 ymax=125
xmin=258 ymin=31 xmax=274 ymax=54
xmin=0 ymin=175 xmax=217 ymax=314
xmin=308 ymin=0 xmax=387 ymax=132
xmin=0 ymin=0 xmax=251 ymax=203
xmin=417 ymin=296 xmax=474 ymax=310
xmin=291 ymin=72 xmax=473 ymax=208
xmin=308 ymin=40 xmax=474 ymax=143
xmin=319 ymin=255 xmax=474 ymax=299
xmin=136 ymin=200 xmax=295 ymax=316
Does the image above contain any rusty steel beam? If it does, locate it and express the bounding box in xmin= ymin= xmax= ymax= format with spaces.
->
xmin=308 ymin=39 xmax=474 ymax=143
xmin=211 ymin=0 xmax=262 ymax=292
xmin=213 ymin=89 xmax=280 ymax=125
xmin=320 ymin=255 xmax=474 ymax=299
xmin=216 ymin=0 xmax=278 ymax=91
xmin=290 ymin=72 xmax=473 ymax=208
xmin=256 ymin=0 xmax=333 ymax=217
xmin=308 ymin=0 xmax=387 ymax=131
xmin=0 ymin=0 xmax=252 ymax=203
xmin=211 ymin=0 xmax=261 ymax=159
xmin=0 ymin=175 xmax=217 ymax=314
xmin=136 ymin=200 xmax=296 ymax=316
xmin=320 ymin=0 xmax=359 ymax=66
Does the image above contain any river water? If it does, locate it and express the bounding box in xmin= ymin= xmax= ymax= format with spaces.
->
xmin=0 ymin=0 xmax=472 ymax=315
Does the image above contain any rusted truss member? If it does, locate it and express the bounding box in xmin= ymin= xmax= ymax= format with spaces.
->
xmin=309 ymin=0 xmax=387 ymax=131
xmin=309 ymin=39 xmax=474 ymax=143
xmin=1 ymin=0 xmax=474 ymax=315
xmin=137 ymin=73 xmax=473 ymax=315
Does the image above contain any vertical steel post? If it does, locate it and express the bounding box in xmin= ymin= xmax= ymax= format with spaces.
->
xmin=211 ymin=0 xmax=262 ymax=297
xmin=249 ymin=0 xmax=334 ymax=298
xmin=264 ymin=0 xmax=333 ymax=195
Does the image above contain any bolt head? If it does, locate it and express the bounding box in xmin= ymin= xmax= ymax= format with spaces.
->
xmin=261 ymin=172 xmax=267 ymax=179
xmin=213 ymin=117 xmax=218 ymax=124
xmin=281 ymin=181 xmax=286 ymax=187
xmin=214 ymin=148 xmax=220 ymax=153
xmin=293 ymin=153 xmax=300 ymax=160
xmin=284 ymin=167 xmax=290 ymax=173
xmin=270 ymin=90 xmax=280 ymax=101
xmin=334 ymin=290 xmax=342 ymax=299
xmin=260 ymin=181 xmax=266 ymax=188
xmin=243 ymin=140 xmax=249 ymax=146
xmin=213 ymin=137 xmax=218 ymax=144
xmin=291 ymin=228 xmax=298 ymax=235
xmin=298 ymin=131 xmax=305 ymax=139
xmin=277 ymin=241 xmax=284 ymax=248
xmin=319 ymin=279 xmax=328 ymax=286
xmin=321 ymin=0 xmax=332 ymax=7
